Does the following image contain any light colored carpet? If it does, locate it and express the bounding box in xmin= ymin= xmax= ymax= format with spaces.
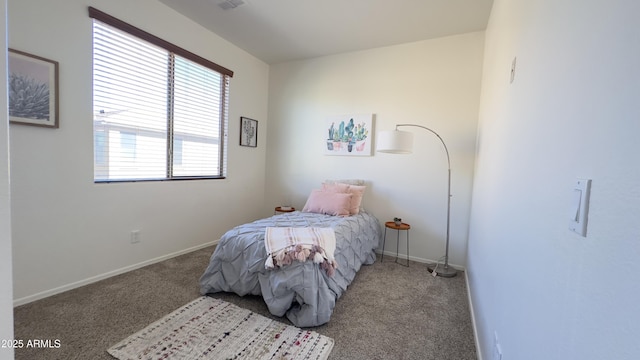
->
xmin=13 ymin=246 xmax=477 ymax=360
xmin=108 ymin=296 xmax=333 ymax=360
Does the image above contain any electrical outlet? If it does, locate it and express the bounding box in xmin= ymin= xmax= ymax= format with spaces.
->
xmin=130 ymin=230 xmax=141 ymax=244
xmin=493 ymin=331 xmax=503 ymax=360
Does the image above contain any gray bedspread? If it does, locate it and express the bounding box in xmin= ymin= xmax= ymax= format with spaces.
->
xmin=199 ymin=210 xmax=381 ymax=327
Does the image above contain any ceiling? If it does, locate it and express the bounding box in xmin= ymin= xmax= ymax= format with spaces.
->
xmin=159 ymin=0 xmax=494 ymax=64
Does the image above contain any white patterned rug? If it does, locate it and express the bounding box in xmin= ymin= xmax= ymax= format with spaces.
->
xmin=108 ymin=296 xmax=334 ymax=360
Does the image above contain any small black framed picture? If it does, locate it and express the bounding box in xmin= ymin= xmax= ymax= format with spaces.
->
xmin=240 ymin=117 xmax=258 ymax=147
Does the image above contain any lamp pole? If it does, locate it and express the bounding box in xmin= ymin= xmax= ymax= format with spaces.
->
xmin=394 ymin=124 xmax=456 ymax=277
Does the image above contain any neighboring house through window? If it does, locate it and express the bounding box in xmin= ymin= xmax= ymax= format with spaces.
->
xmin=90 ymin=7 xmax=233 ymax=182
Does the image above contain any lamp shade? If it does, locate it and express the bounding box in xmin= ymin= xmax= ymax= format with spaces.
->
xmin=376 ymin=130 xmax=414 ymax=154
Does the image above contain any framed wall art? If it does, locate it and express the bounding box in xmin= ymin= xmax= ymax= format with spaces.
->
xmin=240 ymin=117 xmax=258 ymax=147
xmin=324 ymin=113 xmax=373 ymax=156
xmin=8 ymin=49 xmax=59 ymax=128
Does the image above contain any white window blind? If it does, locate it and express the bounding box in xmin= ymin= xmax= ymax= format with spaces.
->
xmin=91 ymin=10 xmax=231 ymax=182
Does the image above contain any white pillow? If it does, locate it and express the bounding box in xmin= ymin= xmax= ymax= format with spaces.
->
xmin=323 ymin=179 xmax=365 ymax=186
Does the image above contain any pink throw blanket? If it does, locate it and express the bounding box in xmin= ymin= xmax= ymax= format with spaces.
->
xmin=264 ymin=227 xmax=338 ymax=276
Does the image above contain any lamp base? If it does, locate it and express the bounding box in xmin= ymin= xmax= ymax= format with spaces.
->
xmin=427 ymin=263 xmax=457 ymax=278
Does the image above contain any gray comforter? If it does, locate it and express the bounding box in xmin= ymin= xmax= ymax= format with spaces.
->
xmin=199 ymin=210 xmax=381 ymax=327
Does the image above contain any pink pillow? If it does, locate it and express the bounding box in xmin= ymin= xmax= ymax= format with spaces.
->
xmin=321 ymin=182 xmax=366 ymax=215
xmin=302 ymin=190 xmax=352 ymax=216
xmin=346 ymin=185 xmax=365 ymax=214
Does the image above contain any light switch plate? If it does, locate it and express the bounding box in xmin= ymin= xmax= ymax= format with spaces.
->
xmin=510 ymin=57 xmax=517 ymax=84
xmin=569 ymin=178 xmax=591 ymax=236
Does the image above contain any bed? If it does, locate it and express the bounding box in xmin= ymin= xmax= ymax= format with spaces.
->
xmin=199 ymin=181 xmax=381 ymax=327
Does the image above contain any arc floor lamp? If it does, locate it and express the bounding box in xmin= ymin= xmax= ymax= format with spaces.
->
xmin=376 ymin=124 xmax=457 ymax=277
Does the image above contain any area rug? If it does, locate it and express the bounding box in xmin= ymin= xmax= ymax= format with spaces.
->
xmin=107 ymin=296 xmax=334 ymax=360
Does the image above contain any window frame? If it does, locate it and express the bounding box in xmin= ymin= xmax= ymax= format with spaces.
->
xmin=89 ymin=7 xmax=233 ymax=183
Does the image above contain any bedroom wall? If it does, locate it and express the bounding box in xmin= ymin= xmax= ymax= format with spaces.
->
xmin=265 ymin=32 xmax=484 ymax=267
xmin=1 ymin=0 xmax=15 ymax=356
xmin=468 ymin=0 xmax=640 ymax=359
xmin=9 ymin=0 xmax=269 ymax=303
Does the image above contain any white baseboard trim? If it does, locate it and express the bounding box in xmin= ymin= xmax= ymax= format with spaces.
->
xmin=465 ymin=269 xmax=482 ymax=360
xmin=13 ymin=240 xmax=219 ymax=307
xmin=375 ymin=249 xmax=465 ymax=270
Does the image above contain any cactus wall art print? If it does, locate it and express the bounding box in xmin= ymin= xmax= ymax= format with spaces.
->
xmin=240 ymin=117 xmax=258 ymax=147
xmin=324 ymin=114 xmax=373 ymax=156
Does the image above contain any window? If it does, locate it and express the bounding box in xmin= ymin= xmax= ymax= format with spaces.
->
xmin=90 ymin=7 xmax=233 ymax=182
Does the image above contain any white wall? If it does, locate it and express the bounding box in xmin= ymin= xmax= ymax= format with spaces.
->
xmin=0 ymin=0 xmax=15 ymax=357
xmin=468 ymin=0 xmax=640 ymax=359
xmin=266 ymin=33 xmax=484 ymax=266
xmin=9 ymin=0 xmax=269 ymax=303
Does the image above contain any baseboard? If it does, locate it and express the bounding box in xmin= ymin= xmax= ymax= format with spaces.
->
xmin=465 ymin=269 xmax=482 ymax=360
xmin=375 ymin=249 xmax=465 ymax=270
xmin=13 ymin=240 xmax=219 ymax=307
